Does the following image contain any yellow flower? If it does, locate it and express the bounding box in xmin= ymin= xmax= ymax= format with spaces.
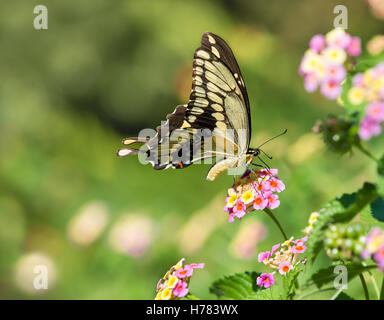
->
xmin=174 ymin=258 xmax=185 ymax=270
xmin=228 ymin=188 xmax=236 ymax=196
xmin=155 ymin=290 xmax=163 ymax=300
xmin=282 ymin=237 xmax=294 ymax=247
xmin=160 ymin=288 xmax=173 ymax=300
xmin=226 ymin=194 xmax=237 ymax=208
xmin=348 ymin=87 xmax=365 ymax=105
xmin=325 ymin=28 xmax=346 ymax=43
xmin=241 ymin=190 xmax=254 ymax=205
xmin=322 ymin=47 xmax=347 ymax=66
xmin=308 ymin=212 xmax=319 ymax=224
xmin=301 ymin=52 xmax=323 ymax=74
xmin=167 ymin=275 xmax=179 ymax=289
xmin=367 ymin=234 xmax=384 ymax=253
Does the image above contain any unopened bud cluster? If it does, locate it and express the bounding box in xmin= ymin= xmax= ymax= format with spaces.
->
xmin=324 ymin=223 xmax=365 ymax=260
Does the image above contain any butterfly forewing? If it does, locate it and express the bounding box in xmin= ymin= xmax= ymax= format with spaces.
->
xmin=118 ymin=32 xmax=252 ymax=179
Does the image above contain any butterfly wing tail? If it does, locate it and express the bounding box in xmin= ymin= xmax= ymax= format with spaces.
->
xmin=117 ymin=137 xmax=149 ymax=157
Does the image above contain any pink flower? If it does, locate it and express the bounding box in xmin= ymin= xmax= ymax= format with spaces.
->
xmin=189 ymin=263 xmax=205 ymax=269
xmin=174 ymin=265 xmax=193 ymax=278
xmin=267 ymin=178 xmax=285 ymax=193
xmin=233 ymin=199 xmax=246 ymax=218
xmin=352 ymin=73 xmax=365 ymax=87
xmin=256 ymin=273 xmax=275 ymax=289
xmin=327 ymin=31 xmax=351 ymax=49
xmin=272 ymin=243 xmax=280 ymax=253
xmin=278 ymin=261 xmax=292 ymax=275
xmin=320 ymin=78 xmax=342 ymax=100
xmin=292 ymin=243 xmax=307 ymax=253
xmin=294 ymin=235 xmax=308 ymax=244
xmin=374 ymin=246 xmax=384 ymax=267
xmin=265 ymin=192 xmax=280 ymax=209
xmin=172 ymin=280 xmax=189 ymax=298
xmin=254 ymin=180 xmax=269 ymax=193
xmin=253 ymin=194 xmax=268 ymax=210
xmin=309 ymin=34 xmax=326 ymax=52
xmin=359 ymin=116 xmax=382 ymax=140
xmin=366 ymin=101 xmax=384 ymax=122
xmin=258 ymin=251 xmax=271 ymax=263
xmin=304 ymin=73 xmax=319 ymax=92
xmin=156 ymin=279 xmax=163 ymax=292
xmin=346 ymin=36 xmax=361 ymax=56
xmin=326 ymin=65 xmax=347 ymax=83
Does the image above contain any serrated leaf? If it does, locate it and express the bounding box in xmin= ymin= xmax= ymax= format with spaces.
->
xmin=306 ymin=183 xmax=378 ymax=264
xmin=209 ymin=272 xmax=260 ymax=300
xmin=371 ymin=196 xmax=384 ymax=222
xmin=209 ymin=272 xmax=280 ymax=300
xmin=304 ymin=262 xmax=376 ymax=289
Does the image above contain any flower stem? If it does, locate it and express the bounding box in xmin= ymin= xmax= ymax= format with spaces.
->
xmin=359 ymin=273 xmax=370 ymax=300
xmin=185 ymin=293 xmax=200 ymax=300
xmin=380 ymin=275 xmax=384 ymax=300
xmin=263 ymin=208 xmax=288 ymax=241
xmin=355 ymin=142 xmax=379 ymax=163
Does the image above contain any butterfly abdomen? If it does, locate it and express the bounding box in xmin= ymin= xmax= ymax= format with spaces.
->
xmin=206 ymin=158 xmax=239 ymax=181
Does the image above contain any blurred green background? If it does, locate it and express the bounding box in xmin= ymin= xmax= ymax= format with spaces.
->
xmin=0 ymin=0 xmax=383 ymax=299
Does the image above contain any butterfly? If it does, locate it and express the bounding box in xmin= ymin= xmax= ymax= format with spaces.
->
xmin=117 ymin=32 xmax=284 ymax=181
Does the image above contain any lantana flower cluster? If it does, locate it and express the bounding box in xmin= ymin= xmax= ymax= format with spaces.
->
xmin=224 ymin=169 xmax=285 ymax=223
xmin=155 ymin=258 xmax=204 ymax=300
xmin=361 ymin=227 xmax=384 ymax=271
xmin=347 ymin=63 xmax=384 ymax=140
xmin=299 ymin=28 xmax=361 ymax=100
xmin=256 ymin=236 xmax=307 ymax=288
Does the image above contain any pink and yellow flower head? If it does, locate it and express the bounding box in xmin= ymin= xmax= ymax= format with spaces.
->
xmin=361 ymin=227 xmax=384 ymax=271
xmin=258 ymin=236 xmax=308 ymax=275
xmin=155 ymin=258 xmax=204 ymax=300
xmin=299 ymin=29 xmax=361 ymax=100
xmin=256 ymin=273 xmax=275 ymax=289
xmin=224 ymin=169 xmax=285 ymax=223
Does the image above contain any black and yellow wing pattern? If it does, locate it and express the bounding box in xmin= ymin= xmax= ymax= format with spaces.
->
xmin=118 ymin=32 xmax=253 ymax=181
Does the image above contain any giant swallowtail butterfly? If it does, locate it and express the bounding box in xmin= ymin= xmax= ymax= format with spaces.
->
xmin=117 ymin=32 xmax=283 ymax=181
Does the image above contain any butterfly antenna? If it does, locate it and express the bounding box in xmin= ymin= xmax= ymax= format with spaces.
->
xmin=260 ymin=149 xmax=273 ymax=160
xmin=257 ymin=154 xmax=271 ymax=171
xmin=257 ymin=129 xmax=287 ymax=149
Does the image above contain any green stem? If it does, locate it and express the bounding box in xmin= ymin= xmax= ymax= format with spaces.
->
xmin=185 ymin=293 xmax=200 ymax=300
xmin=380 ymin=275 xmax=384 ymax=300
xmin=355 ymin=142 xmax=379 ymax=163
xmin=359 ymin=273 xmax=370 ymax=300
xmin=263 ymin=208 xmax=288 ymax=241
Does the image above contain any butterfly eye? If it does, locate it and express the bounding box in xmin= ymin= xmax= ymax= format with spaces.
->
xmin=253 ymin=149 xmax=260 ymax=156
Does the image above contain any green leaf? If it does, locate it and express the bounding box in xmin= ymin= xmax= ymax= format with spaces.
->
xmin=282 ymin=265 xmax=302 ymax=300
xmin=335 ymin=292 xmax=355 ymax=300
xmin=354 ymin=53 xmax=384 ymax=73
xmin=209 ymin=272 xmax=279 ymax=300
xmin=210 ymin=272 xmax=260 ymax=300
xmin=378 ymin=153 xmax=384 ymax=196
xmin=371 ymin=197 xmax=384 ymax=222
xmin=306 ymin=183 xmax=378 ymax=264
xmin=304 ymin=262 xmax=376 ymax=289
